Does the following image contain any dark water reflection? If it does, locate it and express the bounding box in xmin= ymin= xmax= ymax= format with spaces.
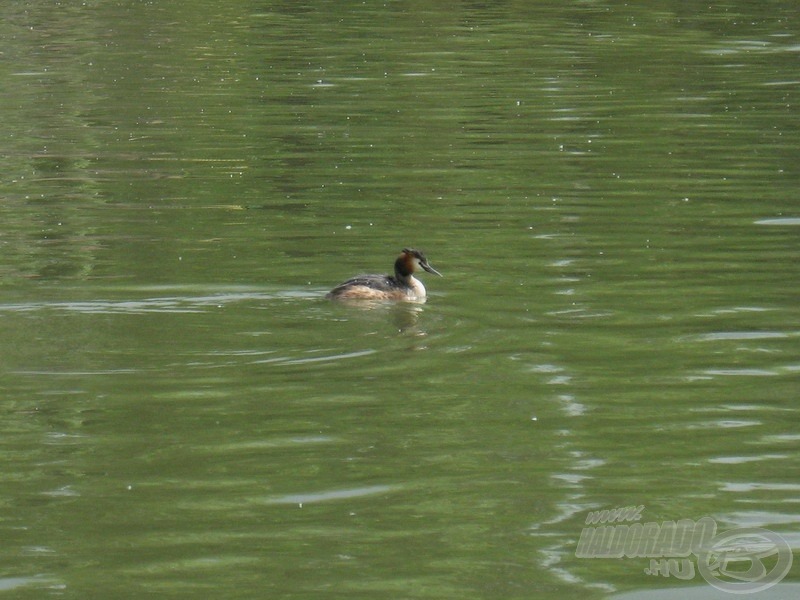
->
xmin=1 ymin=1 xmax=798 ymax=598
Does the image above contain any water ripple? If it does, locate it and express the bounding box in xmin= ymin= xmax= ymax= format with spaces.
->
xmin=265 ymin=484 xmax=396 ymax=505
xmin=0 ymin=576 xmax=62 ymax=592
xmin=0 ymin=290 xmax=319 ymax=315
xmin=708 ymin=454 xmax=787 ymax=465
xmin=755 ymin=217 xmax=800 ymax=226
xmin=693 ymin=331 xmax=790 ymax=341
xmin=702 ymin=368 xmax=778 ymax=377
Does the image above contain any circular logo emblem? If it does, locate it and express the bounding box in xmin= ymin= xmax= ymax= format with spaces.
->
xmin=697 ymin=527 xmax=793 ymax=594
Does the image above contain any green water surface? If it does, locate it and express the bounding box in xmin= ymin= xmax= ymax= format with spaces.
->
xmin=1 ymin=1 xmax=798 ymax=598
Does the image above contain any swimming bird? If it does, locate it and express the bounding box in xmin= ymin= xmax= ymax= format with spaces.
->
xmin=326 ymin=248 xmax=442 ymax=301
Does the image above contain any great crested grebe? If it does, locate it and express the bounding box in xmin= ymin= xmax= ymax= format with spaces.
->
xmin=326 ymin=248 xmax=442 ymax=301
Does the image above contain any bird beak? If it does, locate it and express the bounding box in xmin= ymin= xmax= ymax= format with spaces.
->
xmin=422 ymin=262 xmax=442 ymax=277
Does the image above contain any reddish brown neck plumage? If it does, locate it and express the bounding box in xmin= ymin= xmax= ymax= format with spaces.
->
xmin=394 ymin=251 xmax=415 ymax=281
